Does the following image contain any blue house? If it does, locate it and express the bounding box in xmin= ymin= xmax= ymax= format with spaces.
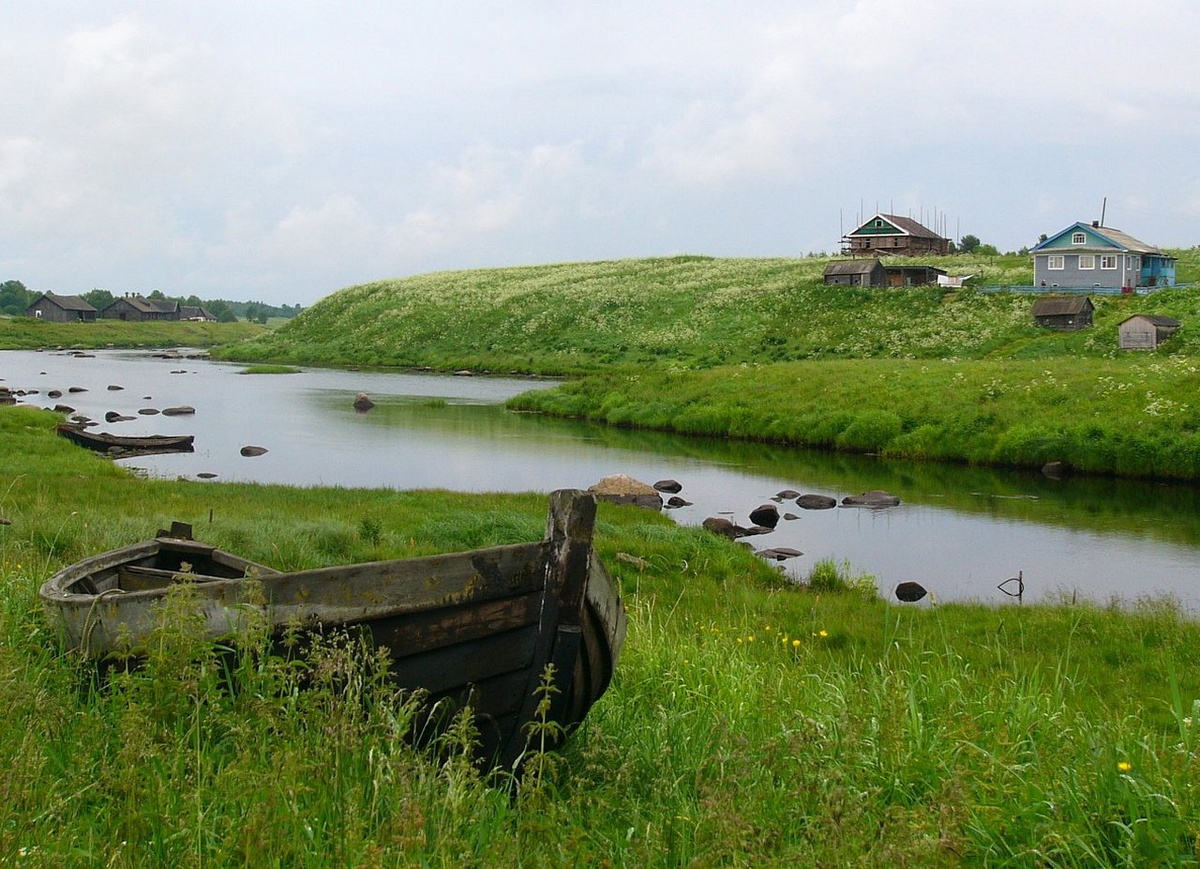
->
xmin=1031 ymin=221 xmax=1176 ymax=290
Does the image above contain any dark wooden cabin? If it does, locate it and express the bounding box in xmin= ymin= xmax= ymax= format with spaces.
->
xmin=25 ymin=293 xmax=97 ymax=323
xmin=100 ymin=295 xmax=181 ymax=322
xmin=824 ymin=259 xmax=887 ymax=287
xmin=884 ymin=265 xmax=947 ymax=287
xmin=1030 ymin=296 xmax=1094 ymax=330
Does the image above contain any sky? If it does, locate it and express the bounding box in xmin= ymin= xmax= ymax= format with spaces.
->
xmin=2 ymin=1 xmax=1198 ymax=307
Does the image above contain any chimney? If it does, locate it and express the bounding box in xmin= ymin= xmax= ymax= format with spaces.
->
xmin=1092 ymin=220 xmax=1099 ymax=227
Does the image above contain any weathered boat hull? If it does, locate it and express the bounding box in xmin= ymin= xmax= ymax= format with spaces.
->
xmin=39 ymin=490 xmax=626 ymax=769
xmin=56 ymin=422 xmax=195 ymax=454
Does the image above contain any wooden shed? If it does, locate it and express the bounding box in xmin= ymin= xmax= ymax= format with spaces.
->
xmin=1118 ymin=314 xmax=1180 ymax=350
xmin=824 ymin=259 xmax=887 ymax=287
xmin=1030 ymin=296 xmax=1094 ymax=330
xmin=884 ymin=265 xmax=947 ymax=287
xmin=25 ymin=292 xmax=97 ymax=323
xmin=100 ymin=295 xmax=181 ymax=322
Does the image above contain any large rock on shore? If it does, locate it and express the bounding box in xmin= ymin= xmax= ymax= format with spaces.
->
xmin=588 ymin=475 xmax=662 ymax=510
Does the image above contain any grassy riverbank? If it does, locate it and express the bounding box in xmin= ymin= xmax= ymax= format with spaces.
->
xmin=207 ymin=250 xmax=1200 ymax=480
xmin=0 ymin=317 xmax=266 ymax=350
xmin=2 ymin=406 xmax=1199 ymax=865
xmin=512 ymin=355 xmax=1200 ymax=480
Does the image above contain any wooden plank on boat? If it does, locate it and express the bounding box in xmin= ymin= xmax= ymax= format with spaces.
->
xmin=386 ymin=625 xmax=540 ymax=695
xmin=364 ymin=589 xmax=543 ymax=655
xmin=264 ymin=542 xmax=543 ymax=622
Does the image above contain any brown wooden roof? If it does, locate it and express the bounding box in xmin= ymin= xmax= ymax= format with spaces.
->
xmin=40 ymin=292 xmax=96 ymax=312
xmin=824 ymin=259 xmax=881 ymax=276
xmin=1120 ymin=314 xmax=1180 ymax=327
xmin=1031 ymin=296 xmax=1093 ymax=317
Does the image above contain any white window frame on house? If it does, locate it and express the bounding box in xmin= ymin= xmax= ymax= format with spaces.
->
xmin=1047 ymin=255 xmax=1065 ymax=270
xmin=1100 ymin=255 xmax=1117 ymax=269
xmin=1072 ymin=232 xmax=1087 ymax=244
xmin=1078 ymin=254 xmax=1095 ymax=269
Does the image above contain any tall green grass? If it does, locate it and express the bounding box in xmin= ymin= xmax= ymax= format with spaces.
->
xmin=0 ymin=318 xmax=265 ymax=350
xmin=513 ymin=354 xmax=1200 ymax=481
xmin=2 ymin=407 xmax=1199 ymax=864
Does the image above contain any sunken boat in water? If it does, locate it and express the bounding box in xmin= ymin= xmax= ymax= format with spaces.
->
xmin=39 ymin=489 xmax=626 ymax=770
xmin=56 ymin=422 xmax=195 ymax=455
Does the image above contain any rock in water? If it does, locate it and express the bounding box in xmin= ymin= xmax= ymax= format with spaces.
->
xmin=749 ymin=503 xmax=780 ymax=528
xmin=240 ymin=445 xmax=268 ymax=457
xmin=353 ymin=392 xmax=375 ymax=411
xmin=841 ymin=490 xmax=901 ymax=508
xmin=588 ymin=475 xmax=662 ymax=510
xmin=795 ymin=493 xmax=837 ymax=510
xmin=702 ymin=517 xmax=739 ymax=539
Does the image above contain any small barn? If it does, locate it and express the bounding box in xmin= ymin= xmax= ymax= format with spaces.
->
xmin=180 ymin=305 xmax=216 ymax=321
xmin=824 ymin=259 xmax=887 ymax=287
xmin=1031 ymin=296 xmax=1094 ymax=330
xmin=884 ymin=265 xmax=947 ymax=287
xmin=100 ymin=295 xmax=181 ymax=322
xmin=25 ymin=292 xmax=97 ymax=323
xmin=1118 ymin=314 xmax=1180 ymax=350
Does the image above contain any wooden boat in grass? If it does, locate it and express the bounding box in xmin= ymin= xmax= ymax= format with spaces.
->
xmin=39 ymin=489 xmax=626 ymax=770
xmin=56 ymin=422 xmax=195 ymax=455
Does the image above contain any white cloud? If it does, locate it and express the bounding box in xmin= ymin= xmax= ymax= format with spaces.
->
xmin=1 ymin=2 xmax=1197 ymax=301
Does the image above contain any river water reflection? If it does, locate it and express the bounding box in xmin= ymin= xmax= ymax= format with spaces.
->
xmin=4 ymin=348 xmax=1198 ymax=609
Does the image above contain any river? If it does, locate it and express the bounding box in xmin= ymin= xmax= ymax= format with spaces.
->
xmin=3 ymin=348 xmax=1198 ymax=610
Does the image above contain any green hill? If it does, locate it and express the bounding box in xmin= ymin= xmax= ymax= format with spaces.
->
xmin=215 ymin=251 xmax=1200 ymax=374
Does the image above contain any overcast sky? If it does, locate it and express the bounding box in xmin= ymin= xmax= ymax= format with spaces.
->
xmin=2 ymin=1 xmax=1197 ymax=306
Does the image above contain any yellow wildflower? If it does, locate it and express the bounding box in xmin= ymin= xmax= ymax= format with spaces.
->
xmin=792 ymin=639 xmax=801 ymax=648
xmin=819 ymin=630 xmax=828 ymax=638
xmin=1118 ymin=761 xmax=1132 ymax=773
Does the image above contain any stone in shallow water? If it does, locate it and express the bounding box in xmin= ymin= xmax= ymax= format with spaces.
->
xmin=588 ymin=474 xmax=662 ymax=510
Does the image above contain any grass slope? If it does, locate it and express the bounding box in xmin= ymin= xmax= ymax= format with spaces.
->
xmin=215 ymin=250 xmax=1200 ymax=374
xmin=513 ymin=355 xmax=1200 ymax=479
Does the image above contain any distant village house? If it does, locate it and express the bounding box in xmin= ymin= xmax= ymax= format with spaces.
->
xmin=25 ymin=292 xmax=97 ymax=322
xmin=1118 ymin=314 xmax=1180 ymax=350
xmin=1030 ymin=222 xmax=1176 ymax=291
xmin=842 ymin=213 xmax=951 ymax=257
xmin=180 ymin=305 xmax=217 ymax=322
xmin=823 ymin=259 xmax=946 ymax=287
xmin=99 ymin=295 xmax=182 ymax=322
xmin=1030 ymin=296 xmax=1094 ymax=331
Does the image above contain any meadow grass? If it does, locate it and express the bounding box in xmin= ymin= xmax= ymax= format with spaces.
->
xmin=0 ymin=318 xmax=265 ymax=350
xmin=512 ymin=354 xmax=1200 ymax=480
xmin=2 ymin=406 xmax=1199 ymax=865
xmin=212 ymin=251 xmax=1200 ymax=375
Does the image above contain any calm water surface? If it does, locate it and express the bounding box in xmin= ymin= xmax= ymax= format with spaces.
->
xmin=4 ymin=348 xmax=1198 ymax=609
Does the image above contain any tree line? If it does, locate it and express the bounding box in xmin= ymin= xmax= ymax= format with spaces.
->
xmin=0 ymin=280 xmax=302 ymax=323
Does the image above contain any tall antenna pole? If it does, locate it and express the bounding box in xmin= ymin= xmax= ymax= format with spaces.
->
xmin=1100 ymin=197 xmax=1107 ymax=226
